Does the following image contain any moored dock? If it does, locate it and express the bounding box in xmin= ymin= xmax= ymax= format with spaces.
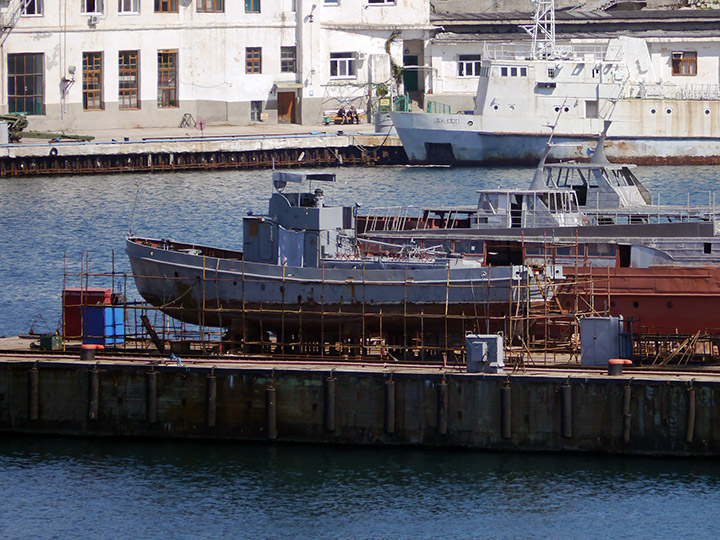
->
xmin=0 ymin=123 xmax=406 ymax=177
xmin=0 ymin=341 xmax=716 ymax=457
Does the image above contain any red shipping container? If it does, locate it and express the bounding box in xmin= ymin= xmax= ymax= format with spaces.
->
xmin=62 ymin=287 xmax=111 ymax=338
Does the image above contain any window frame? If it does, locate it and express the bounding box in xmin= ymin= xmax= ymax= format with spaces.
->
xmin=82 ymin=51 xmax=104 ymax=111
xmin=672 ymin=51 xmax=697 ymax=77
xmin=119 ymin=50 xmax=140 ymax=110
xmin=367 ymin=0 xmax=395 ymax=4
xmin=157 ymin=50 xmax=178 ymax=108
xmin=246 ymin=47 xmax=262 ymax=74
xmin=281 ymin=46 xmax=297 ymax=74
xmin=82 ymin=0 xmax=103 ymax=14
xmin=330 ymin=52 xmax=356 ymax=79
xmin=154 ymin=0 xmax=177 ymax=13
xmin=245 ymin=0 xmax=260 ymax=12
xmin=22 ymin=0 xmax=43 ymax=15
xmin=457 ymin=54 xmax=482 ymax=78
xmin=118 ymin=0 xmax=139 ymax=14
xmin=197 ymin=0 xmax=223 ymax=13
xmin=8 ymin=53 xmax=44 ymax=115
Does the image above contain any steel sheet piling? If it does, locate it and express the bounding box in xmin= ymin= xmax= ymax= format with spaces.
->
xmin=437 ymin=378 xmax=448 ymax=435
xmin=384 ymin=379 xmax=396 ymax=434
xmin=146 ymin=370 xmax=157 ymax=424
xmin=88 ymin=368 xmax=99 ymax=421
xmin=206 ymin=374 xmax=217 ymax=428
xmin=686 ymin=386 xmax=696 ymax=444
xmin=266 ymin=385 xmax=277 ymax=440
xmin=325 ymin=374 xmax=336 ymax=432
xmin=561 ymin=383 xmax=572 ymax=439
xmin=28 ymin=366 xmax=39 ymax=421
xmin=622 ymin=384 xmax=632 ymax=443
xmin=501 ymin=384 xmax=512 ymax=440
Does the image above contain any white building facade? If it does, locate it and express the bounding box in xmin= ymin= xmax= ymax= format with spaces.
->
xmin=1 ymin=0 xmax=431 ymax=131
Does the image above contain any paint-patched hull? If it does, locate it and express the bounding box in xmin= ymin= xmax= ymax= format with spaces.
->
xmin=562 ymin=266 xmax=720 ymax=334
xmin=127 ymin=237 xmax=555 ymax=335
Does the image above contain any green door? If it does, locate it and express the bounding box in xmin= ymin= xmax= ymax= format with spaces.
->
xmin=403 ymin=55 xmax=418 ymax=92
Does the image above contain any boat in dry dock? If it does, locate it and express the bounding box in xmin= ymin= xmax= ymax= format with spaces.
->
xmin=126 ymin=172 xmax=561 ymax=347
xmin=391 ymin=0 xmax=720 ymax=166
xmin=358 ymin=137 xmax=720 ymax=334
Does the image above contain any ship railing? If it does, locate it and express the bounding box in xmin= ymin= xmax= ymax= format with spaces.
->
xmin=361 ymin=206 xmax=424 ymax=232
xmin=481 ymin=41 xmax=605 ymax=62
xmin=583 ymin=198 xmax=719 ymax=225
xmin=427 ymin=101 xmax=452 ymax=114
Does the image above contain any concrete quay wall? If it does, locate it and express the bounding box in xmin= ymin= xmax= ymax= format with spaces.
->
xmin=0 ymin=358 xmax=716 ymax=456
xmin=0 ymin=130 xmax=406 ymax=176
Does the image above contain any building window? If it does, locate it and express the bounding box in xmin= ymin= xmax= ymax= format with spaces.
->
xmin=367 ymin=0 xmax=395 ymax=4
xmin=246 ymin=47 xmax=261 ymax=74
xmin=155 ymin=0 xmax=177 ymax=12
xmin=118 ymin=0 xmax=139 ymax=13
xmin=83 ymin=52 xmax=103 ymax=111
xmin=458 ymin=55 xmax=482 ymax=77
xmin=672 ymin=51 xmax=697 ymax=76
xmin=330 ymin=52 xmax=356 ymax=79
xmin=245 ymin=0 xmax=259 ymax=12
xmin=324 ymin=0 xmax=338 ymax=4
xmin=119 ymin=51 xmax=139 ymax=109
xmin=198 ymin=0 xmax=223 ymax=12
xmin=250 ymin=100 xmax=262 ymax=121
xmin=82 ymin=0 xmax=103 ymax=13
xmin=281 ymin=46 xmax=296 ymax=73
xmin=8 ymin=53 xmax=44 ymax=115
xmin=157 ymin=50 xmax=178 ymax=108
xmin=22 ymin=0 xmax=43 ymax=15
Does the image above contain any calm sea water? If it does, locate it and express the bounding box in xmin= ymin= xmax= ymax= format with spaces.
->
xmin=1 ymin=164 xmax=718 ymax=338
xmin=1 ymin=436 xmax=720 ymax=539
xmin=1 ymin=165 xmax=720 ymax=538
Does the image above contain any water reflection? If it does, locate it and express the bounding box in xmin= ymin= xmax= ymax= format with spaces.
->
xmin=1 ymin=437 xmax=719 ymax=538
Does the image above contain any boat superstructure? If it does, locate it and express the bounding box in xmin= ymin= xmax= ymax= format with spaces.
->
xmin=127 ymin=171 xmax=562 ymax=350
xmin=357 ymin=139 xmax=720 ymax=333
xmin=391 ymin=1 xmax=720 ymax=165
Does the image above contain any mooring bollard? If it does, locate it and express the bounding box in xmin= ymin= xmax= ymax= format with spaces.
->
xmin=608 ymin=359 xmax=632 ymax=376
xmin=80 ymin=344 xmax=104 ymax=362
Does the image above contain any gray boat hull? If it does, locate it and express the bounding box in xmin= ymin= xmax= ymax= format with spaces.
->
xmin=126 ymin=237 xmax=557 ymax=336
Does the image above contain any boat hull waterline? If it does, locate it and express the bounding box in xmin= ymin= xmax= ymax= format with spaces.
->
xmin=391 ymin=112 xmax=720 ymax=166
